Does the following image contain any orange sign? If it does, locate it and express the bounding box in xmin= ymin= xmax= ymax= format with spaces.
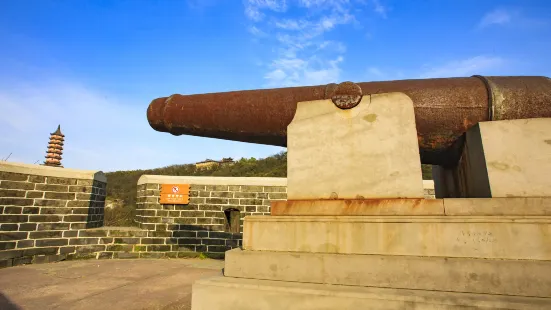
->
xmin=160 ymin=184 xmax=190 ymax=205
xmin=160 ymin=184 xmax=190 ymax=194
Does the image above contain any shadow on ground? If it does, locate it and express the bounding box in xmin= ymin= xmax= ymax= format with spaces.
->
xmin=0 ymin=292 xmax=21 ymax=310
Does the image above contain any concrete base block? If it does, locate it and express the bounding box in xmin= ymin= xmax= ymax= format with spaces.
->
xmin=192 ymin=276 xmax=551 ymax=310
xmin=225 ymin=249 xmax=551 ymax=298
xmin=287 ymin=93 xmax=424 ymax=200
xmin=243 ymin=215 xmax=551 ymax=260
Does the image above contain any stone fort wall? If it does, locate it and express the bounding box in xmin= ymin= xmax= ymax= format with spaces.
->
xmin=1 ymin=161 xmax=435 ymax=268
xmin=0 ymin=162 xmax=106 ymax=267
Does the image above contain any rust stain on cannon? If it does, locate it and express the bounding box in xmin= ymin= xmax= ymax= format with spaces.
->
xmin=147 ymin=76 xmax=551 ymax=165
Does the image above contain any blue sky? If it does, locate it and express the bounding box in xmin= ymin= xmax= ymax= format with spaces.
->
xmin=1 ymin=0 xmax=550 ymax=172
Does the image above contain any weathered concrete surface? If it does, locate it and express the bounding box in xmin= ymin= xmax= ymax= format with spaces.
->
xmin=287 ymin=93 xmax=424 ymax=200
xmin=466 ymin=119 xmax=551 ymax=198
xmin=0 ymin=258 xmax=224 ymax=310
xmin=192 ymin=276 xmax=551 ymax=310
xmin=224 ymin=248 xmax=551 ymax=297
xmin=243 ymin=215 xmax=551 ymax=260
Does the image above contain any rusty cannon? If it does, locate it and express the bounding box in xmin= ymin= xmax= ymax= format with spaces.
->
xmin=147 ymin=75 xmax=551 ymax=166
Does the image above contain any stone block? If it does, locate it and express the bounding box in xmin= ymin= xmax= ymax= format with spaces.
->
xmin=34 ymin=199 xmax=67 ymax=207
xmin=444 ymin=197 xmax=551 ymax=216
xmin=1 ymin=181 xmax=34 ymax=190
xmin=3 ymin=207 xmax=22 ymax=214
xmin=23 ymin=247 xmax=58 ymax=257
xmin=63 ymin=215 xmax=88 ymax=222
xmin=39 ymin=207 xmax=70 ymax=215
xmin=0 ymin=224 xmax=18 ymax=231
xmin=202 ymin=238 xmax=226 ymax=246
xmin=0 ymin=189 xmax=26 ymax=198
xmin=228 ymin=186 xmax=241 ymax=191
xmin=29 ymin=231 xmax=63 ymax=239
xmin=0 ymin=231 xmax=28 ymax=241
xmin=114 ymin=237 xmax=140 ymax=244
xmin=206 ymin=198 xmax=228 ymax=205
xmin=35 ymin=238 xmax=68 ymax=247
xmin=287 ymin=93 xmax=424 ymax=200
xmin=173 ymin=231 xmax=197 ymax=238
xmin=225 ymin=249 xmax=551 ymax=297
xmin=263 ymin=186 xmax=287 ymax=193
xmin=240 ymin=186 xmax=263 ymax=193
xmin=242 ymin=215 xmax=551 ymax=260
xmin=46 ymin=177 xmax=77 ymax=185
xmin=211 ymin=191 xmax=234 ymax=198
xmin=17 ymin=240 xmax=34 ymax=248
xmin=186 ymin=185 xmax=204 ymax=192
xmin=139 ymin=238 xmax=165 ymax=244
xmin=0 ymin=198 xmax=34 ymax=206
xmin=68 ymin=185 xmax=93 ymax=193
xmin=28 ymin=175 xmax=46 ymax=183
xmin=240 ymin=199 xmax=263 ymax=206
xmin=69 ymin=238 xmax=100 ymax=245
xmin=268 ymin=193 xmax=287 ymax=200
xmin=107 ymin=229 xmax=147 ymax=237
xmin=197 ymin=218 xmax=213 ymax=224
xmin=0 ymin=242 xmax=16 ymax=250
xmin=35 ymin=184 xmax=69 ymax=192
xmin=63 ymin=231 xmax=79 ymax=238
xmin=98 ymin=252 xmax=113 ymax=259
xmin=178 ymin=238 xmax=201 ymax=245
xmin=77 ymin=179 xmax=94 ymax=186
xmin=70 ymin=223 xmax=87 ymax=230
xmin=147 ymin=245 xmax=171 ymax=252
xmin=76 ymin=245 xmax=105 ymax=254
xmin=205 ymin=185 xmax=229 ymax=191
xmin=206 ymin=245 xmax=228 ymax=253
xmin=22 ymin=207 xmax=39 ymax=214
xmin=191 ymin=277 xmax=551 ymax=310
xmin=234 ymin=192 xmax=256 ymax=199
xmin=59 ymin=246 xmax=76 ymax=254
xmin=107 ymin=244 xmax=133 ymax=252
xmin=460 ymin=119 xmax=551 ymax=198
xmin=17 ymin=223 xmax=36 ymax=231
xmin=0 ymin=172 xmax=28 ymax=182
xmin=29 ymin=215 xmax=62 ymax=223
xmin=38 ymin=223 xmax=70 ymax=230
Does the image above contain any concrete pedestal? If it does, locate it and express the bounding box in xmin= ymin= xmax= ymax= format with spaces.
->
xmin=190 ymin=92 xmax=551 ymax=309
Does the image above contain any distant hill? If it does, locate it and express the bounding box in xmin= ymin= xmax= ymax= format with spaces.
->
xmin=104 ymin=151 xmax=432 ymax=226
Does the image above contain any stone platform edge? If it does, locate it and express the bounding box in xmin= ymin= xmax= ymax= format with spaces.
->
xmin=0 ymin=161 xmax=106 ymax=182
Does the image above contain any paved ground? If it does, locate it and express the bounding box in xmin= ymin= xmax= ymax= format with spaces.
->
xmin=0 ymin=258 xmax=225 ymax=310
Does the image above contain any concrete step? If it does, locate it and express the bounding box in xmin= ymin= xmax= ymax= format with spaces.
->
xmin=192 ymin=276 xmax=551 ymax=310
xmin=243 ymin=215 xmax=551 ymax=260
xmin=224 ymin=248 xmax=551 ymax=298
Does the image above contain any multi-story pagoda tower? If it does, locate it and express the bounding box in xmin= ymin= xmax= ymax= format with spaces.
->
xmin=44 ymin=125 xmax=64 ymax=167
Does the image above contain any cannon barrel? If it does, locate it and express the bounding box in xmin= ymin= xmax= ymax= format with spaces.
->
xmin=147 ymin=75 xmax=551 ymax=166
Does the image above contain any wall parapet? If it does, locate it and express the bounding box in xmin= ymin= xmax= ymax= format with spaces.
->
xmin=138 ymin=175 xmax=286 ymax=186
xmin=0 ymin=162 xmax=107 ymax=267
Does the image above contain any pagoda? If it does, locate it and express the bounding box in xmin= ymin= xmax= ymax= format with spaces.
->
xmin=44 ymin=125 xmax=64 ymax=167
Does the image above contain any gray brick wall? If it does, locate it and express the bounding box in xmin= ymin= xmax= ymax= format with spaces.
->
xmin=135 ymin=183 xmax=288 ymax=255
xmin=0 ymin=168 xmax=106 ymax=267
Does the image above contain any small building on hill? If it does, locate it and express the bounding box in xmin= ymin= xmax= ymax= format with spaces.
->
xmin=195 ymin=157 xmax=235 ymax=170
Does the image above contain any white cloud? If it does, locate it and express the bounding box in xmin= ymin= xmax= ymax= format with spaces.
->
xmin=248 ymin=25 xmax=266 ymax=36
xmin=419 ymin=56 xmax=505 ymax=78
xmin=372 ymin=0 xmax=387 ymax=18
xmin=245 ymin=0 xmax=376 ymax=87
xmin=479 ymin=8 xmax=511 ymax=28
xmin=244 ymin=0 xmax=288 ymax=21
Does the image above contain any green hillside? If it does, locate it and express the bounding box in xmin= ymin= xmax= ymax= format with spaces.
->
xmin=104 ymin=151 xmax=432 ymax=226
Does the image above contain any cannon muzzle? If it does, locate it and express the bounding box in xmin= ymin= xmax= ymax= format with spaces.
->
xmin=147 ymin=76 xmax=551 ymax=166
